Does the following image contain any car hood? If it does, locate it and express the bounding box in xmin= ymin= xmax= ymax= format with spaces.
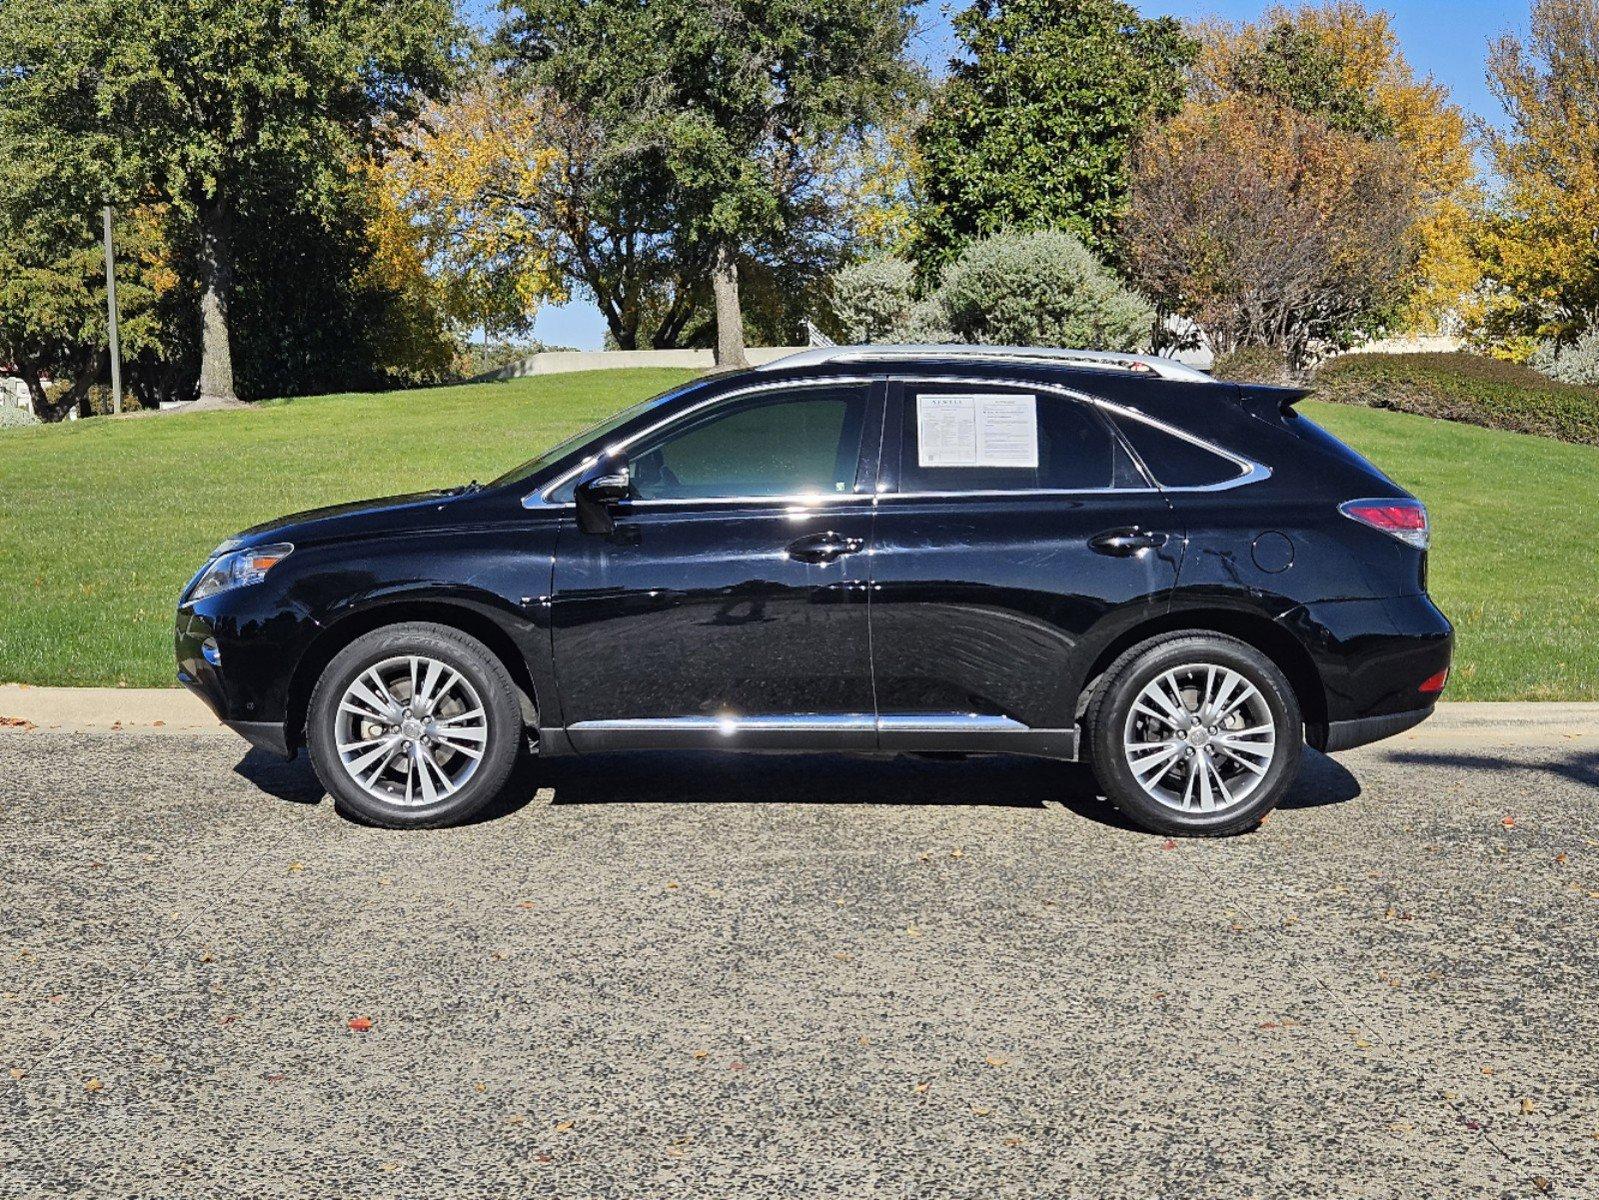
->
xmin=230 ymin=489 xmax=487 ymax=550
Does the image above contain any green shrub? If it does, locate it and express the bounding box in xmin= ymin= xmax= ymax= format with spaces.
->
xmin=1211 ymin=346 xmax=1292 ymax=384
xmin=829 ymin=257 xmax=918 ymax=343
xmin=936 ymin=229 xmax=1154 ymax=350
xmin=1313 ymin=352 xmax=1599 ymax=446
xmin=0 ymin=404 xmax=40 ymax=429
xmin=1529 ymin=330 xmax=1599 ymax=386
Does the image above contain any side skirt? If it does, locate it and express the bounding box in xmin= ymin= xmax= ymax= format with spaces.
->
xmin=548 ymin=713 xmax=1080 ymax=762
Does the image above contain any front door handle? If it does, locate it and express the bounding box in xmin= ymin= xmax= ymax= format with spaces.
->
xmin=786 ymin=532 xmax=865 ymax=564
xmin=1089 ymin=528 xmax=1169 ymax=556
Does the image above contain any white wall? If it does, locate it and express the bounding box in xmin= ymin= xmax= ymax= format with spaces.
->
xmin=475 ymin=347 xmax=807 ymax=382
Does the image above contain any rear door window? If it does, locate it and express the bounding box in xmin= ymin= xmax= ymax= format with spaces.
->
xmin=899 ymin=385 xmax=1144 ymax=492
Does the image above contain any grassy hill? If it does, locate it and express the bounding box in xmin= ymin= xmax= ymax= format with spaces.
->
xmin=1 ymin=368 xmax=1594 ymax=699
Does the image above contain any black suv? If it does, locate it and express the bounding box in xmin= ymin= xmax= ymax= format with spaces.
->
xmin=176 ymin=346 xmax=1452 ymax=836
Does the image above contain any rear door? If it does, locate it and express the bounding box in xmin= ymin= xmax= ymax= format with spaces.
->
xmin=867 ymin=377 xmax=1182 ymax=755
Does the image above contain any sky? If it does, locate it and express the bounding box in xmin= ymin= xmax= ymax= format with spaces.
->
xmin=526 ymin=0 xmax=1528 ymax=351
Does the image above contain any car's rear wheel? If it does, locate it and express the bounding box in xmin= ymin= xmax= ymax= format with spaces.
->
xmin=1085 ymin=634 xmax=1302 ymax=837
xmin=306 ymin=622 xmax=524 ymax=828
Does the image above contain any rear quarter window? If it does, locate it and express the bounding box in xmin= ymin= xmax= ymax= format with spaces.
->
xmin=1110 ymin=414 xmax=1245 ymax=488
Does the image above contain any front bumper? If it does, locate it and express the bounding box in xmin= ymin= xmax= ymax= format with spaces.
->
xmin=177 ymin=605 xmax=296 ymax=759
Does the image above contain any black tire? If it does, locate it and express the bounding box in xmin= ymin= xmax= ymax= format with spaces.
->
xmin=306 ymin=622 xmax=525 ymax=829
xmin=1084 ymin=633 xmax=1303 ymax=837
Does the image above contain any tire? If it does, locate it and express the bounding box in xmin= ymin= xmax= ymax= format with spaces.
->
xmin=306 ymin=622 xmax=525 ymax=829
xmin=1084 ymin=633 xmax=1303 ymax=837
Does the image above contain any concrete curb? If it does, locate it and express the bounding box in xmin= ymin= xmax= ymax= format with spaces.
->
xmin=0 ymin=684 xmax=225 ymax=734
xmin=3 ymin=685 xmax=1598 ymax=748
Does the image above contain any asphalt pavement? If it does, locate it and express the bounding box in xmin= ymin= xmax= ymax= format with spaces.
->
xmin=2 ymin=718 xmax=1597 ymax=1198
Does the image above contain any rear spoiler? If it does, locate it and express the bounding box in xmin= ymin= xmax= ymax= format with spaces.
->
xmin=1235 ymin=383 xmax=1310 ymax=417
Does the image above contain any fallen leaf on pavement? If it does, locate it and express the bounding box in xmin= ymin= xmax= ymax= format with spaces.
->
xmin=1161 ymin=839 xmax=1176 ymax=850
xmin=1501 ymin=816 xmax=1516 ymax=829
xmin=949 ymin=847 xmax=964 ymax=859
xmin=0 ymin=716 xmax=36 ymax=730
xmin=912 ymin=1081 xmax=930 ymax=1094
xmin=347 ymin=1016 xmax=374 ymax=1032
xmin=83 ymin=1078 xmax=103 ymax=1093
xmin=287 ymin=862 xmax=304 ymax=873
xmin=972 ymin=1107 xmax=991 ymax=1117
xmin=833 ymin=951 xmax=852 ymax=961
xmin=728 ymin=1061 xmax=747 ymax=1071
xmin=1521 ymin=1098 xmax=1537 ymax=1115
xmin=9 ymin=1067 xmax=25 ymax=1080
xmin=905 ymin=925 xmax=922 ymax=938
xmin=555 ymin=1120 xmax=574 ymax=1132
xmin=692 ymin=1050 xmax=709 ymax=1061
xmin=985 ymin=1055 xmax=1010 ymax=1067
xmin=1003 ymin=1136 xmax=1023 ymax=1147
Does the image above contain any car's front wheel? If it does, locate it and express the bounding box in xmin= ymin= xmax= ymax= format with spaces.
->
xmin=306 ymin=622 xmax=525 ymax=828
xmin=1085 ymin=633 xmax=1303 ymax=837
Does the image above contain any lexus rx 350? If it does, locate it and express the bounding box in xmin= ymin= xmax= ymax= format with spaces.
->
xmin=176 ymin=345 xmax=1452 ymax=836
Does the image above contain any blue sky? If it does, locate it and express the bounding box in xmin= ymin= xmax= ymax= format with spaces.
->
xmin=527 ymin=0 xmax=1526 ymax=350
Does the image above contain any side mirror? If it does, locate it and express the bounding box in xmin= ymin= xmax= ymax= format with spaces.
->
xmin=574 ymin=455 xmax=630 ymax=535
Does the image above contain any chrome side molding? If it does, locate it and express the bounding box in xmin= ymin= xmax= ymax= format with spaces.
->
xmin=563 ymin=712 xmax=1079 ymax=761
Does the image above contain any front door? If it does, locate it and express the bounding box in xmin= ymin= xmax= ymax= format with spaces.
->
xmin=868 ymin=378 xmax=1183 ymax=757
xmin=550 ymin=380 xmax=883 ymax=749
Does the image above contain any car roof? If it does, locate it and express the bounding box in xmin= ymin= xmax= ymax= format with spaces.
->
xmin=756 ymin=344 xmax=1218 ymax=385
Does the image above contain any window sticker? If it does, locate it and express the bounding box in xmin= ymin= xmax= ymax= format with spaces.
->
xmin=916 ymin=393 xmax=1038 ymax=468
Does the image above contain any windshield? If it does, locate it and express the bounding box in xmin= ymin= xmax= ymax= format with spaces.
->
xmin=489 ymin=382 xmax=701 ymax=491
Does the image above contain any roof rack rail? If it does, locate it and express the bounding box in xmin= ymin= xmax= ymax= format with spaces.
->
xmin=755 ymin=343 xmax=1215 ymax=384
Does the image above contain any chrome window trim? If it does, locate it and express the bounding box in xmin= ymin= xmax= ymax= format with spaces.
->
xmin=895 ymin=374 xmax=1270 ymax=495
xmin=522 ymin=375 xmax=878 ymax=509
xmin=521 ymin=369 xmax=1270 ymax=509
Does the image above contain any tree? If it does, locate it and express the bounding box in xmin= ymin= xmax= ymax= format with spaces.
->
xmin=1470 ymin=0 xmax=1599 ymax=353
xmin=912 ymin=0 xmax=1195 ymax=276
xmin=499 ymin=0 xmax=919 ymax=366
xmin=0 ymin=205 xmax=175 ymax=420
xmin=1124 ymin=99 xmax=1416 ymax=371
xmin=1194 ymin=4 xmax=1479 ymax=334
xmin=384 ymin=72 xmax=709 ymax=351
xmin=0 ymin=0 xmax=462 ymax=405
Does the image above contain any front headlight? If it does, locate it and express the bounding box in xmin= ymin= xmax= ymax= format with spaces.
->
xmin=186 ymin=543 xmax=294 ymax=603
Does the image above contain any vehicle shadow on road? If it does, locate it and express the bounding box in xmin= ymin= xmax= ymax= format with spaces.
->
xmin=233 ymin=744 xmax=1362 ymax=832
xmin=1383 ymin=748 xmax=1599 ymax=790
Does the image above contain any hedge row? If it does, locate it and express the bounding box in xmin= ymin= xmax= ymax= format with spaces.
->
xmin=1311 ymin=352 xmax=1599 ymax=447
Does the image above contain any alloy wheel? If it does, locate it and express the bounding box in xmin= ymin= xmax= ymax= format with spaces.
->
xmin=334 ymin=655 xmax=489 ymax=806
xmin=1120 ymin=662 xmax=1277 ymax=814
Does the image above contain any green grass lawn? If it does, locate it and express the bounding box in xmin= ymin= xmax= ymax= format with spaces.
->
xmin=0 ymin=371 xmax=1594 ymax=698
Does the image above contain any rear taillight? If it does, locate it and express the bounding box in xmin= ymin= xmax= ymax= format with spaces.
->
xmin=1339 ymin=498 xmax=1429 ymax=550
xmin=1418 ymin=668 xmax=1449 ymax=695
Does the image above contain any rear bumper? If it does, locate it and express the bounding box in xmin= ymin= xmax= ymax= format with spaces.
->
xmin=1312 ymin=704 xmax=1435 ymax=753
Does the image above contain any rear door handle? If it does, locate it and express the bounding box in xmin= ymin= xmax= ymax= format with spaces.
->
xmin=786 ymin=532 xmax=865 ymax=564
xmin=1089 ymin=529 xmax=1169 ymax=556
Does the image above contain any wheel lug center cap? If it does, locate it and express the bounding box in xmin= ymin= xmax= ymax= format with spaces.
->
xmin=400 ymin=717 xmax=424 ymax=741
xmin=1185 ymin=726 xmax=1211 ymax=748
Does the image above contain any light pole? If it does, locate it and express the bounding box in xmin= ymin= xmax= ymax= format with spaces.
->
xmin=102 ymin=204 xmax=123 ymax=415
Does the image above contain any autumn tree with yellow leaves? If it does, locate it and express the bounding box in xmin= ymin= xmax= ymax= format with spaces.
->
xmin=1187 ymin=3 xmax=1480 ymax=336
xmin=1468 ymin=0 xmax=1599 ymax=357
